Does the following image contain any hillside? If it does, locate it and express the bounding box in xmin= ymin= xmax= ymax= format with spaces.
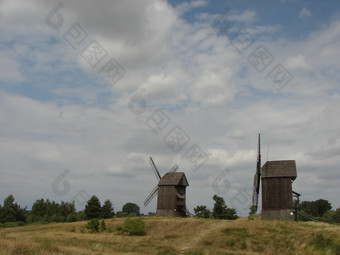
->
xmin=0 ymin=217 xmax=339 ymax=255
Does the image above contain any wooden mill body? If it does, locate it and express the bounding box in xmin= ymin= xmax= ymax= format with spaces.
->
xmin=156 ymin=172 xmax=189 ymax=217
xmin=261 ymin=160 xmax=297 ymax=221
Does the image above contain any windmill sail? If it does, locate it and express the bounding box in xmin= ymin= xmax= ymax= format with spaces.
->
xmin=144 ymin=185 xmax=158 ymax=206
xmin=169 ymin=164 xmax=179 ymax=173
xmin=251 ymin=133 xmax=261 ymax=212
xmin=144 ymin=157 xmax=180 ymax=208
xmin=149 ymin=157 xmax=161 ymax=180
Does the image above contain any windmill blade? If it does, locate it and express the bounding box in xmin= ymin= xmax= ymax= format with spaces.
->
xmin=149 ymin=157 xmax=161 ymax=180
xmin=169 ymin=164 xmax=179 ymax=173
xmin=256 ymin=134 xmax=261 ymax=193
xmin=144 ymin=185 xmax=158 ymax=207
xmin=253 ymin=174 xmax=259 ymax=192
xmin=251 ymin=134 xmax=261 ymax=212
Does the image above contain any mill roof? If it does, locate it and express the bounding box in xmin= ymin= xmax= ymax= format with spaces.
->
xmin=158 ymin=172 xmax=189 ymax=186
xmin=261 ymin=160 xmax=297 ymax=179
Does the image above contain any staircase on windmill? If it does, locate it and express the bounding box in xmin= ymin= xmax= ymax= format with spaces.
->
xmin=251 ymin=134 xmax=300 ymax=221
xmin=144 ymin=157 xmax=189 ymax=217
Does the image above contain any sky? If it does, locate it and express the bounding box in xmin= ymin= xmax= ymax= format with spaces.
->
xmin=0 ymin=0 xmax=340 ymax=216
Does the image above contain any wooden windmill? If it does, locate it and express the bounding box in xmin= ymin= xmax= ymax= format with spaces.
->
xmin=251 ymin=134 xmax=298 ymax=221
xmin=144 ymin=157 xmax=189 ymax=217
xmin=261 ymin=160 xmax=297 ymax=221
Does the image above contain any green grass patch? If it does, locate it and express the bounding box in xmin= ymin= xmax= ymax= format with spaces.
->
xmin=223 ymin=228 xmax=251 ymax=238
xmin=310 ymin=233 xmax=340 ymax=254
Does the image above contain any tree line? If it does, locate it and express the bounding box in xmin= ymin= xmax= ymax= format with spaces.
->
xmin=297 ymin=199 xmax=340 ymax=223
xmin=2 ymin=194 xmax=337 ymax=226
xmin=194 ymin=195 xmax=238 ymax=219
xmin=0 ymin=194 xmax=141 ymax=227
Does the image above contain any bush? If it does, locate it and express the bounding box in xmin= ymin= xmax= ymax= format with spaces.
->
xmin=76 ymin=212 xmax=88 ymax=221
xmin=86 ymin=218 xmax=100 ymax=232
xmin=116 ymin=211 xmax=128 ymax=218
xmin=100 ymin=220 xmax=106 ymax=231
xmin=66 ymin=212 xmax=78 ymax=222
xmin=334 ymin=208 xmax=340 ymax=223
xmin=122 ymin=217 xmax=146 ymax=236
xmin=194 ymin=205 xmax=211 ymax=218
xmin=0 ymin=221 xmax=25 ymax=228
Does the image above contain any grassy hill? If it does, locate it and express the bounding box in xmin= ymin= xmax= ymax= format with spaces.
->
xmin=0 ymin=217 xmax=339 ymax=255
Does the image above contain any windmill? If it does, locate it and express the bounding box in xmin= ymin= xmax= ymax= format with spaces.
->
xmin=144 ymin=157 xmax=189 ymax=217
xmin=250 ymin=134 xmax=299 ymax=220
xmin=251 ymin=133 xmax=261 ymax=213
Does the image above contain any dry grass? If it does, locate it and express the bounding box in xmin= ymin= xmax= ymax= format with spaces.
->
xmin=0 ymin=217 xmax=339 ymax=255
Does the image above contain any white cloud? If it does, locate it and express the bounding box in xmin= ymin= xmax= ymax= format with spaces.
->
xmin=285 ymin=54 xmax=309 ymax=70
xmin=140 ymin=73 xmax=185 ymax=105
xmin=229 ymin=10 xmax=256 ymax=24
xmin=175 ymin=0 xmax=208 ymax=15
xmin=299 ymin=7 xmax=311 ymax=18
xmin=190 ymin=70 xmax=234 ymax=106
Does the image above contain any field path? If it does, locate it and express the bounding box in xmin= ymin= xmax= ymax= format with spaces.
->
xmin=177 ymin=219 xmax=228 ymax=251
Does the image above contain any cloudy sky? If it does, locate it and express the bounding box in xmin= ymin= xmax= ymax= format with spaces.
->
xmin=1 ymin=0 xmax=340 ymax=216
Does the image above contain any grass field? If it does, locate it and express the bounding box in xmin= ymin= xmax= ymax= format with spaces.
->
xmin=0 ymin=217 xmax=340 ymax=255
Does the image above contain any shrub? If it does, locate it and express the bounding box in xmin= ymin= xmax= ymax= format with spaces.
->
xmin=194 ymin=205 xmax=211 ymax=218
xmin=86 ymin=218 xmax=100 ymax=232
xmin=122 ymin=217 xmax=146 ymax=236
xmin=100 ymin=220 xmax=106 ymax=231
xmin=76 ymin=212 xmax=88 ymax=221
xmin=0 ymin=221 xmax=25 ymax=228
xmin=66 ymin=212 xmax=78 ymax=222
xmin=116 ymin=211 xmax=128 ymax=218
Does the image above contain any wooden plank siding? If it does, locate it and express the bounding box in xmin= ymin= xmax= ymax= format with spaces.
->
xmin=262 ymin=178 xmax=293 ymax=209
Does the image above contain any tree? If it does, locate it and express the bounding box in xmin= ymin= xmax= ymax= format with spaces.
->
xmin=249 ymin=205 xmax=257 ymax=215
xmin=100 ymin=200 xmax=114 ymax=219
xmin=4 ymin=195 xmax=15 ymax=207
xmin=322 ymin=210 xmax=335 ymax=223
xmin=85 ymin=196 xmax=101 ymax=219
xmin=0 ymin=195 xmax=27 ymax=223
xmin=122 ymin=203 xmax=140 ymax=216
xmin=59 ymin=201 xmax=76 ymax=219
xmin=314 ymin=199 xmax=332 ymax=217
xmin=334 ymin=208 xmax=340 ymax=223
xmin=299 ymin=199 xmax=332 ymax=218
xmin=31 ymin=198 xmax=46 ymax=218
xmin=212 ymin=195 xmax=238 ymax=220
xmin=194 ymin=205 xmax=211 ymax=218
